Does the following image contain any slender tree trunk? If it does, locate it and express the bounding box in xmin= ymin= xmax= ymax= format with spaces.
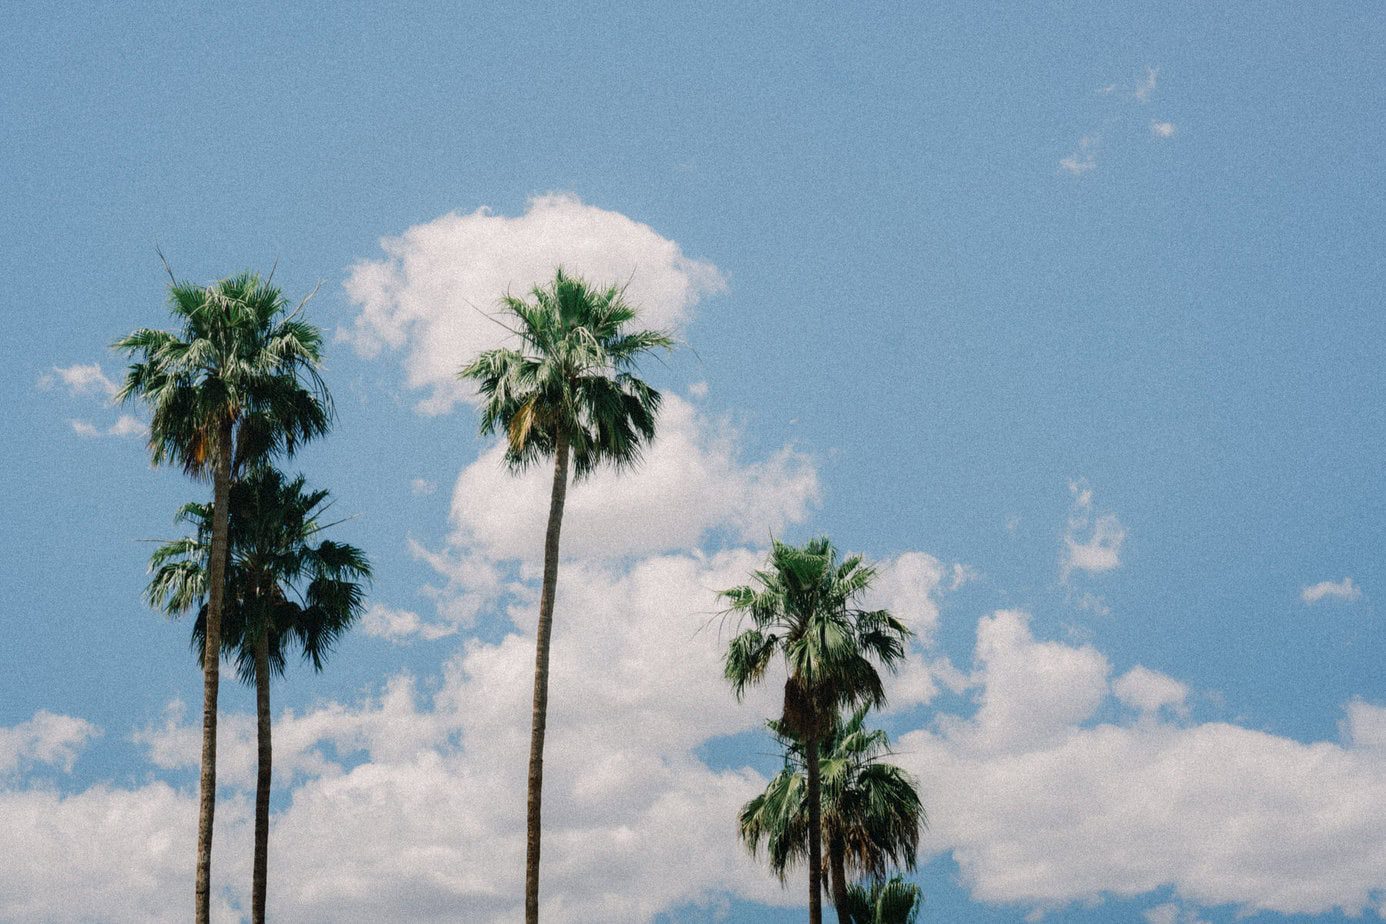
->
xmin=828 ymin=831 xmax=850 ymax=923
xmin=525 ymin=435 xmax=570 ymax=924
xmin=806 ymin=733 xmax=823 ymax=924
xmin=196 ymin=421 xmax=232 ymax=924
xmin=252 ymin=626 xmax=272 ymax=924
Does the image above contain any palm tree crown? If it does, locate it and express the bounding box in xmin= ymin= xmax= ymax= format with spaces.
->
xmin=115 ymin=271 xmax=331 ymax=476
xmin=739 ymin=706 xmax=925 ymax=890
xmin=459 ymin=267 xmax=673 ymax=477
xmin=722 ymin=537 xmax=912 ymax=737
xmin=146 ymin=467 xmax=371 ymax=679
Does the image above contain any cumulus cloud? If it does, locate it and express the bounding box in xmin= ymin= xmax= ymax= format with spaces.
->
xmin=1113 ymin=665 xmax=1189 ymax=717
xmin=900 ymin=611 xmax=1386 ymax=918
xmin=342 ymin=194 xmax=725 ymax=415
xmin=1301 ymin=576 xmax=1362 ymax=605
xmin=445 ymin=394 xmax=819 ymax=565
xmin=1151 ymin=120 xmax=1177 ymax=139
xmin=113 ymin=549 xmax=790 ymax=922
xmin=37 ymin=363 xmax=119 ymax=399
xmin=1061 ymin=479 xmax=1126 ymax=581
xmin=0 ymin=711 xmax=99 ymax=776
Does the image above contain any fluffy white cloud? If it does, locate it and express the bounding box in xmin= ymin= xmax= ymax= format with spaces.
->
xmin=1151 ymin=121 xmax=1177 ymax=139
xmin=1301 ymin=576 xmax=1362 ymax=605
xmin=446 ymin=393 xmax=819 ymax=565
xmin=900 ymin=612 xmax=1386 ymax=918
xmin=116 ymin=549 xmax=790 ymax=922
xmin=1061 ymin=479 xmax=1126 ymax=581
xmin=1113 ymin=665 xmax=1189 ymax=717
xmin=37 ymin=363 xmax=119 ymax=399
xmin=342 ymin=194 xmax=725 ymax=415
xmin=0 ymin=711 xmax=99 ymax=776
xmin=0 ymin=783 xmax=249 ymax=923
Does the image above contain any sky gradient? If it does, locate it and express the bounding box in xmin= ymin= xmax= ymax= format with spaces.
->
xmin=2 ymin=3 xmax=1384 ymax=922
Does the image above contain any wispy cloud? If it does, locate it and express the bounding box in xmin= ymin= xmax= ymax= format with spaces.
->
xmin=1060 ymin=135 xmax=1098 ymax=175
xmin=70 ymin=415 xmax=147 ymax=439
xmin=1134 ymin=66 xmax=1159 ymax=103
xmin=37 ymin=363 xmax=119 ymax=399
xmin=1151 ymin=120 xmax=1177 ymax=139
xmin=1301 ymin=577 xmax=1362 ymax=605
xmin=410 ymin=478 xmax=438 ymax=496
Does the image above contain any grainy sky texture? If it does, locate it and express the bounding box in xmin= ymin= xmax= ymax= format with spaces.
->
xmin=2 ymin=3 xmax=1383 ymax=922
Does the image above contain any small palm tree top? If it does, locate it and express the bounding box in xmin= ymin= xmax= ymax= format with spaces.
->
xmin=722 ymin=537 xmax=912 ymax=735
xmin=740 ymin=706 xmax=925 ymax=885
xmin=458 ymin=267 xmax=673 ymax=479
xmin=114 ymin=271 xmax=332 ymax=477
xmin=147 ymin=467 xmax=371 ymax=683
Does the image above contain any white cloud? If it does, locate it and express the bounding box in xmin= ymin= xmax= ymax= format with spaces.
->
xmin=1059 ymin=136 xmax=1098 ymax=175
xmin=1301 ymin=576 xmax=1362 ymax=605
xmin=1113 ymin=665 xmax=1189 ymax=717
xmin=1151 ymin=120 xmax=1177 ymax=139
xmin=687 ymin=381 xmax=709 ymax=399
xmin=409 ymin=478 xmax=438 ymax=496
xmin=899 ymin=612 xmax=1386 ymax=918
xmin=37 ymin=363 xmax=119 ymax=399
xmin=446 ymin=394 xmax=819 ymax=565
xmin=1144 ymin=904 xmax=1210 ymax=924
xmin=69 ymin=416 xmax=147 ymax=439
xmin=0 ymin=711 xmax=99 ymax=776
xmin=1061 ymin=479 xmax=1126 ymax=581
xmin=115 ymin=549 xmax=791 ymax=922
xmin=343 ymin=194 xmax=726 ymax=415
xmin=359 ymin=603 xmax=456 ymax=643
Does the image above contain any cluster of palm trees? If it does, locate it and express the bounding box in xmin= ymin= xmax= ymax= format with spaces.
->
xmin=117 ymin=271 xmax=369 ymax=924
xmin=119 ymin=264 xmax=926 ymax=923
xmin=723 ymin=539 xmax=926 ymax=924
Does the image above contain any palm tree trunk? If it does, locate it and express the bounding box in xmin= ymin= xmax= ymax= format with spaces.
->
xmin=252 ymin=626 xmax=272 ymax=924
xmin=806 ymin=732 xmax=824 ymax=924
xmin=525 ymin=434 xmax=570 ymax=924
xmin=828 ymin=831 xmax=850 ymax=923
xmin=195 ymin=422 xmax=232 ymax=924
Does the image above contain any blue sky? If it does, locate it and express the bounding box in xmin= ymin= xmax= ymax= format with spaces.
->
xmin=2 ymin=3 xmax=1383 ymax=922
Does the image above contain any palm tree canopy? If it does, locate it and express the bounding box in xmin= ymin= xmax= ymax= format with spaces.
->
xmin=722 ymin=537 xmax=912 ymax=738
xmin=146 ymin=467 xmax=371 ymax=683
xmin=738 ymin=706 xmax=925 ymax=883
xmin=844 ymin=876 xmax=923 ymax=924
xmin=457 ymin=267 xmax=673 ymax=479
xmin=114 ymin=271 xmax=332 ymax=477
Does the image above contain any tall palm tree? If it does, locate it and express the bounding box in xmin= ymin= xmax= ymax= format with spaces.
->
xmin=116 ymin=270 xmax=330 ymax=924
xmin=739 ymin=706 xmax=925 ymax=922
xmin=843 ymin=876 xmax=923 ymax=924
xmin=458 ymin=268 xmax=672 ymax=923
xmin=722 ymin=538 xmax=912 ymax=924
xmin=147 ymin=466 xmax=370 ymax=924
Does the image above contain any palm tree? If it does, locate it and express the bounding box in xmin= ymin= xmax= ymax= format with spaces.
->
xmin=739 ymin=706 xmax=925 ymax=922
xmin=116 ymin=270 xmax=330 ymax=924
xmin=147 ymin=466 xmax=370 ymax=924
xmin=843 ymin=876 xmax=923 ymax=924
xmin=458 ymin=268 xmax=672 ymax=923
xmin=722 ymin=538 xmax=912 ymax=924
